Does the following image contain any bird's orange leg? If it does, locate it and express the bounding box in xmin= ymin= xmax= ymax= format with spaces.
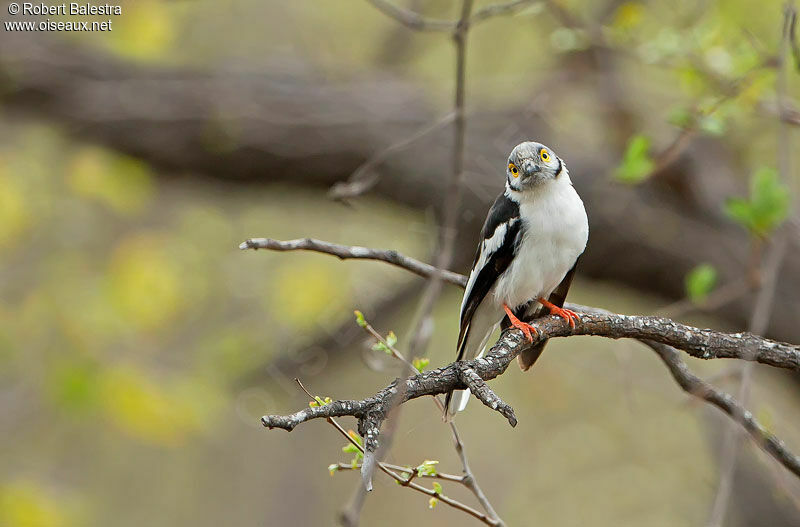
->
xmin=538 ymin=297 xmax=580 ymax=328
xmin=502 ymin=303 xmax=537 ymax=342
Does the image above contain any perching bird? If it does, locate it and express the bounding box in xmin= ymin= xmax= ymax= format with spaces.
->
xmin=444 ymin=141 xmax=589 ymax=419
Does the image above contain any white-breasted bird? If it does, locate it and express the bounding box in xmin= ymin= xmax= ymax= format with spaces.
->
xmin=444 ymin=141 xmax=589 ymax=419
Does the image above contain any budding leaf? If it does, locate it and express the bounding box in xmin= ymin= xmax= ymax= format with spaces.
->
xmin=347 ymin=429 xmax=363 ymax=446
xmin=412 ymin=357 xmax=430 ymax=372
xmin=354 ymin=310 xmax=367 ymax=328
xmin=615 ymin=135 xmax=655 ymax=184
xmin=342 ymin=444 xmax=360 ymax=454
xmin=428 ymin=497 xmax=438 ymax=509
xmin=724 ymin=167 xmax=790 ymax=238
xmin=372 ymin=341 xmax=390 ymax=354
xmin=385 ymin=331 xmax=398 ymax=348
xmin=698 ymin=114 xmax=726 ymax=136
xmin=309 ymin=395 xmax=332 ymax=407
xmin=328 ymin=464 xmax=339 ymax=476
xmin=432 ymin=482 xmax=443 ymax=495
xmin=685 ymin=264 xmax=717 ymax=303
xmin=416 ymin=460 xmax=439 ymax=477
xmin=667 ymin=106 xmax=693 ymax=128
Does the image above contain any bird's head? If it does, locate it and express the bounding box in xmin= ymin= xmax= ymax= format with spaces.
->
xmin=506 ymin=141 xmax=563 ymax=191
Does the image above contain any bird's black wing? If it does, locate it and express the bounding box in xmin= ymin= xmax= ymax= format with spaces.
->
xmin=515 ymin=258 xmax=579 ymax=371
xmin=456 ymin=192 xmax=522 ymax=361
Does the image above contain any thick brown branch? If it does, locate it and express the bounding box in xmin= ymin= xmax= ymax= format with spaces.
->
xmin=647 ymin=340 xmax=800 ymax=477
xmin=263 ymin=319 xmax=800 ymax=478
xmin=241 ymin=238 xmax=800 ymax=370
xmin=262 ymin=329 xmax=525 ymax=431
xmin=457 ymin=365 xmax=517 ymax=426
xmin=263 ymin=309 xmax=800 ymax=430
xmin=253 ymin=237 xmax=800 ymax=479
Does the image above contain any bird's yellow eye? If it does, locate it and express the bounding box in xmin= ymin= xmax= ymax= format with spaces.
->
xmin=539 ymin=149 xmax=550 ymax=162
xmin=508 ymin=163 xmax=519 ymax=177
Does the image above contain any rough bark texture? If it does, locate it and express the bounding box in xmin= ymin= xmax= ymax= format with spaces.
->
xmin=262 ymin=306 xmax=800 ymax=478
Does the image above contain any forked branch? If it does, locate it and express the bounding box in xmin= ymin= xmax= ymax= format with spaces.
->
xmin=245 ymin=236 xmax=800 ymax=480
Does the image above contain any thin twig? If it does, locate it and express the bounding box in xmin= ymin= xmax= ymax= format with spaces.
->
xmin=365 ymin=0 xmax=455 ymax=32
xmin=471 ymin=0 xmax=539 ymax=23
xmin=645 ymin=63 xmax=768 ymax=181
xmin=708 ymin=7 xmax=796 ymax=522
xmin=355 ymin=312 xmax=504 ymax=523
xmin=334 ymin=463 xmax=465 ymax=483
xmin=329 ymin=112 xmax=456 ymax=201
xmin=295 ymin=378 xmax=497 ymax=525
xmin=655 ymin=281 xmax=750 ymax=319
xmin=239 ymin=237 xmax=466 ymax=287
xmin=348 ymin=3 xmax=498 ymax=523
xmin=405 ymin=0 xmax=474 ymax=359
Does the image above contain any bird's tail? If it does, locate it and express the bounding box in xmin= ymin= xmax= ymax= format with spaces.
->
xmin=443 ymin=389 xmax=470 ymax=421
xmin=517 ymin=340 xmax=548 ymax=371
xmin=443 ymin=324 xmax=495 ymax=420
xmin=513 ymin=302 xmax=549 ymax=371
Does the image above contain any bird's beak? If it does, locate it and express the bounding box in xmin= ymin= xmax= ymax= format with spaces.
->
xmin=522 ymin=160 xmax=539 ymax=178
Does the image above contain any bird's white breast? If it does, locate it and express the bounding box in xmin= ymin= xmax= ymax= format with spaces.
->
xmin=493 ymin=175 xmax=588 ymax=309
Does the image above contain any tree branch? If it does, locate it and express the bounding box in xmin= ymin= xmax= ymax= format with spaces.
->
xmin=263 ymin=313 xmax=800 ymax=478
xmin=239 ymin=237 xmax=466 ymax=286
xmin=365 ymin=0 xmax=456 ymax=32
xmin=241 ymin=237 xmax=800 ymax=370
xmin=471 ymin=0 xmax=539 ymax=23
xmin=246 ymin=236 xmax=800 ymax=478
xmin=647 ymin=340 xmax=800 ymax=479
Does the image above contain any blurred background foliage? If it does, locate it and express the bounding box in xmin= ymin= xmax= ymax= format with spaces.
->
xmin=0 ymin=0 xmax=798 ymax=526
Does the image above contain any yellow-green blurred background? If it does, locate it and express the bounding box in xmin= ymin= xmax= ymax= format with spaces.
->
xmin=1 ymin=1 xmax=799 ymax=526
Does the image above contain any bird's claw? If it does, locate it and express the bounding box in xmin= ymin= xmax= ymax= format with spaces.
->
xmin=512 ymin=319 xmax=538 ymax=342
xmin=550 ymin=306 xmax=580 ymax=328
xmin=537 ymin=297 xmax=580 ymax=329
xmin=503 ymin=303 xmax=538 ymax=342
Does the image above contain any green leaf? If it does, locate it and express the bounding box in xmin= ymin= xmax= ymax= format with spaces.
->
xmin=432 ymin=482 xmax=443 ymax=495
xmin=416 ymin=460 xmax=439 ymax=477
xmin=328 ymin=464 xmax=339 ymax=476
xmin=309 ymin=395 xmax=332 ymax=408
xmin=342 ymin=444 xmax=360 ymax=454
xmin=371 ymin=341 xmax=390 ymax=354
xmin=347 ymin=429 xmax=363 ymax=446
xmin=354 ymin=310 xmax=367 ymax=328
xmin=428 ymin=497 xmax=438 ymax=509
xmin=724 ymin=167 xmax=790 ymax=237
xmin=685 ymin=264 xmax=717 ymax=303
xmin=698 ymin=114 xmax=726 ymax=136
xmin=412 ymin=357 xmax=430 ymax=372
xmin=615 ymin=135 xmax=655 ymax=184
xmin=385 ymin=331 xmax=397 ymax=348
xmin=667 ymin=106 xmax=693 ymax=128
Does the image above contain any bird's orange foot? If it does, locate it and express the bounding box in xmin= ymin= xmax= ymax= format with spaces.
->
xmin=538 ymin=297 xmax=580 ymax=328
xmin=502 ymin=303 xmax=538 ymax=342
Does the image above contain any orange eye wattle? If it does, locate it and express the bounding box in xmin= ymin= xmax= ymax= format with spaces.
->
xmin=509 ymin=163 xmax=519 ymax=177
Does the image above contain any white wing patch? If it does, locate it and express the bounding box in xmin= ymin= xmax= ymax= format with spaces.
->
xmin=459 ymin=219 xmax=516 ymax=318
